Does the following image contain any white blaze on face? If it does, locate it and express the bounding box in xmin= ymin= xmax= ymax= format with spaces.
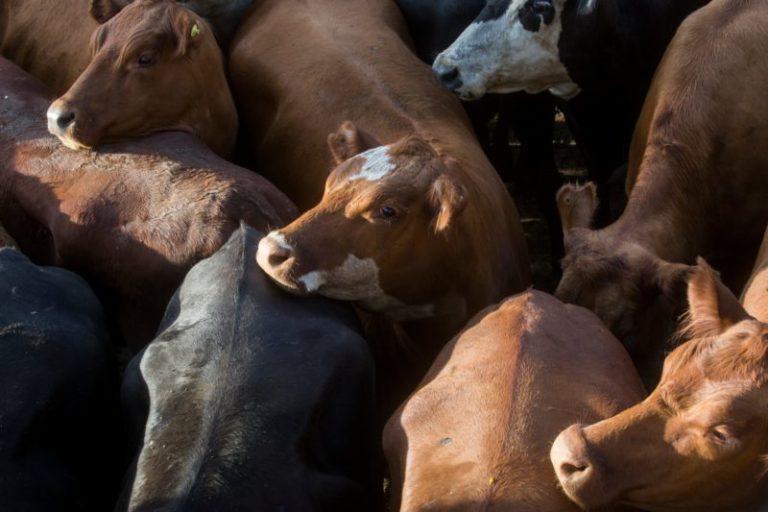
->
xmin=433 ymin=0 xmax=580 ymax=100
xmin=347 ymin=146 xmax=396 ymax=182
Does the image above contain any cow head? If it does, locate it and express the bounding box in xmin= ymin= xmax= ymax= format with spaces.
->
xmin=47 ymin=0 xmax=237 ymax=156
xmin=256 ymin=122 xmax=469 ymax=322
xmin=551 ymin=259 xmax=768 ymax=511
xmin=432 ymin=0 xmax=588 ymax=100
xmin=555 ymin=182 xmax=692 ymax=355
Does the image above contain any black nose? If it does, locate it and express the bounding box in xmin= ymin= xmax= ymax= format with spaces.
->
xmin=435 ymin=66 xmax=463 ymax=91
xmin=57 ymin=111 xmax=76 ymax=129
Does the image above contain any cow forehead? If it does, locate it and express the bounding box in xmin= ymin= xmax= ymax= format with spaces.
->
xmin=347 ymin=146 xmax=396 ymax=182
xmin=476 ymin=0 xmax=561 ymax=23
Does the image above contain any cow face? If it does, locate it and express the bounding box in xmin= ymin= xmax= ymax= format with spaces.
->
xmin=432 ymin=0 xmax=582 ymax=100
xmin=555 ymin=183 xmax=692 ymax=354
xmin=46 ymin=0 xmax=237 ymax=156
xmin=256 ymin=122 xmax=467 ymax=322
xmin=551 ymin=260 xmax=768 ymax=511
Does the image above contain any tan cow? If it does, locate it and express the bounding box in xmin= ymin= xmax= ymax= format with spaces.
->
xmin=551 ymin=259 xmax=768 ymax=511
xmin=250 ymin=0 xmax=530 ymax=412
xmin=555 ymin=0 xmax=768 ymax=382
xmin=384 ymin=290 xmax=645 ymax=512
xmin=47 ymin=0 xmax=237 ymax=157
xmin=0 ymin=57 xmax=296 ymax=349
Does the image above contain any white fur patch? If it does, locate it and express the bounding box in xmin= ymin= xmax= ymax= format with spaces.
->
xmin=433 ymin=0 xmax=580 ymax=100
xmin=347 ymin=146 xmax=395 ymax=182
xmin=297 ymin=271 xmax=325 ymax=293
xmin=268 ymin=231 xmax=292 ymax=251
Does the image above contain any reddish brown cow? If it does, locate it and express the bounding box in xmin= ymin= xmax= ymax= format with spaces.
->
xmin=555 ymin=0 xmax=768 ymax=382
xmin=47 ymin=0 xmax=237 ymax=156
xmin=248 ymin=0 xmax=529 ymax=411
xmin=0 ymin=0 xmax=98 ymax=95
xmin=551 ymin=259 xmax=768 ymax=511
xmin=384 ymin=291 xmax=645 ymax=512
xmin=0 ymin=57 xmax=296 ymax=348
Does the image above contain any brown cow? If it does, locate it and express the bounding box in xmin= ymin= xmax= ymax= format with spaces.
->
xmin=0 ymin=57 xmax=296 ymax=349
xmin=0 ymin=0 xmax=98 ymax=95
xmin=555 ymin=0 xmax=768 ymax=383
xmin=249 ymin=0 xmax=530 ymax=411
xmin=384 ymin=290 xmax=645 ymax=512
xmin=47 ymin=0 xmax=238 ymax=157
xmin=551 ymin=259 xmax=768 ymax=511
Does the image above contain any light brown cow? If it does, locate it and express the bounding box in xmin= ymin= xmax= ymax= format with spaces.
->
xmin=551 ymin=259 xmax=768 ymax=512
xmin=384 ymin=290 xmax=645 ymax=512
xmin=0 ymin=57 xmax=296 ymax=349
xmin=47 ymin=0 xmax=237 ymax=157
xmin=555 ymin=0 xmax=768 ymax=383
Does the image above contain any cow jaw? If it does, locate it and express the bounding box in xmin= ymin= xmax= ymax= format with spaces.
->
xmin=257 ymin=232 xmax=435 ymax=321
xmin=433 ymin=0 xmax=580 ymax=100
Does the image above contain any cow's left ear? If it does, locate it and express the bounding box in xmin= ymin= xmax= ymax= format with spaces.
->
xmin=429 ymin=172 xmax=466 ymax=234
xmin=89 ymin=0 xmax=129 ymax=24
xmin=685 ymin=257 xmax=750 ymax=338
xmin=173 ymin=9 xmax=206 ymax=56
xmin=327 ymin=121 xmax=380 ymax=164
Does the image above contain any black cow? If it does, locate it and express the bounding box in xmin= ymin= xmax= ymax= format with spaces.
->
xmin=117 ymin=226 xmax=378 ymax=511
xmin=433 ymin=0 xmax=711 ymax=220
xmin=0 ymin=247 xmax=119 ymax=511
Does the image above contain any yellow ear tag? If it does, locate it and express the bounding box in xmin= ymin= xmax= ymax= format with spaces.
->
xmin=190 ymin=23 xmax=201 ymax=38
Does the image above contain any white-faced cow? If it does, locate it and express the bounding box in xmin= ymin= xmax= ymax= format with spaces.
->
xmin=433 ymin=0 xmax=711 ymax=219
xmin=118 ymin=227 xmax=378 ymax=511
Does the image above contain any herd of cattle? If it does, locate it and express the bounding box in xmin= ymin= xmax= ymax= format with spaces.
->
xmin=1 ymin=0 xmax=767 ymax=510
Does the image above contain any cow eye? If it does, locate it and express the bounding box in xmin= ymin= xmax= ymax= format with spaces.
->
xmin=137 ymin=52 xmax=156 ymax=68
xmin=379 ymin=206 xmax=398 ymax=219
xmin=706 ymin=425 xmax=739 ymax=446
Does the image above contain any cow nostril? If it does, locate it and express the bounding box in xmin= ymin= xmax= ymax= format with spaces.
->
xmin=559 ymin=460 xmax=589 ymax=478
xmin=57 ymin=111 xmax=76 ymax=129
xmin=439 ymin=66 xmax=459 ymax=83
xmin=267 ymin=246 xmax=291 ymax=267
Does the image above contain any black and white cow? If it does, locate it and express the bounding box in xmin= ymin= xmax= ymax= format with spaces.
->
xmin=396 ymin=0 xmax=563 ymax=265
xmin=0 ymin=246 xmax=120 ymax=511
xmin=434 ymin=0 xmax=711 ymax=219
xmin=117 ymin=226 xmax=378 ymax=511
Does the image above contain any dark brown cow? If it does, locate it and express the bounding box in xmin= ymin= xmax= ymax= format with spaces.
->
xmin=0 ymin=57 xmax=296 ymax=349
xmin=555 ymin=0 xmax=768 ymax=382
xmin=551 ymin=259 xmax=768 ymax=512
xmin=384 ymin=290 xmax=645 ymax=512
xmin=0 ymin=0 xmax=98 ymax=95
xmin=47 ymin=0 xmax=237 ymax=156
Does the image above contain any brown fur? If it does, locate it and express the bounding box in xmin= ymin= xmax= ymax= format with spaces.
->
xmin=0 ymin=57 xmax=296 ymax=349
xmin=48 ymin=0 xmax=237 ymax=156
xmin=556 ymin=0 xmax=768 ymax=382
xmin=552 ymin=260 xmax=768 ymax=511
xmin=385 ymin=291 xmax=645 ymax=512
xmin=743 ymin=225 xmax=768 ymax=322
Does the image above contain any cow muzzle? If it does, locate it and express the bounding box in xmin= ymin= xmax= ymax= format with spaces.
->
xmin=46 ymin=100 xmax=91 ymax=150
xmin=256 ymin=231 xmax=309 ymax=295
xmin=550 ymin=424 xmax=615 ymax=510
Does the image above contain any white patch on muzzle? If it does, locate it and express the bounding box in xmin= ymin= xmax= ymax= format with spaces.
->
xmin=433 ymin=0 xmax=580 ymax=100
xmin=348 ymin=146 xmax=395 ymax=182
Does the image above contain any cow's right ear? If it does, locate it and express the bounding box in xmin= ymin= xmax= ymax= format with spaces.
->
xmin=89 ymin=0 xmax=127 ymax=24
xmin=685 ymin=257 xmax=750 ymax=338
xmin=327 ymin=121 xmax=380 ymax=164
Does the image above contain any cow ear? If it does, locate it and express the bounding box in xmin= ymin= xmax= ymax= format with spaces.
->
xmin=429 ymin=173 xmax=466 ymax=234
xmin=556 ymin=182 xmax=598 ymax=233
xmin=89 ymin=0 xmax=127 ymax=23
xmin=172 ymin=9 xmax=206 ymax=56
xmin=685 ymin=257 xmax=750 ymax=338
xmin=327 ymin=121 xmax=380 ymax=164
xmin=649 ymin=258 xmax=694 ymax=296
